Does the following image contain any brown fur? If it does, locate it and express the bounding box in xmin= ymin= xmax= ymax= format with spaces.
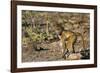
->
xmin=58 ymin=30 xmax=85 ymax=59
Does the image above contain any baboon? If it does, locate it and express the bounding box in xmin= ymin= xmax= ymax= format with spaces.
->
xmin=59 ymin=30 xmax=85 ymax=59
xmin=55 ymin=25 xmax=85 ymax=59
xmin=59 ymin=30 xmax=85 ymax=57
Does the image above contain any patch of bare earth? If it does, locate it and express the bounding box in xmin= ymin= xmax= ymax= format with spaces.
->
xmin=22 ymin=41 xmax=65 ymax=62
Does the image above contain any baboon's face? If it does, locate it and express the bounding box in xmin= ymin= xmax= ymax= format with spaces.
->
xmin=55 ymin=26 xmax=63 ymax=36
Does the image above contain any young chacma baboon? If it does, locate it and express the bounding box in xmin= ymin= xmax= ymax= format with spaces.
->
xmin=55 ymin=25 xmax=85 ymax=59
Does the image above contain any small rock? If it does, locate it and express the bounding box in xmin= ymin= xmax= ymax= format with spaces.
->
xmin=65 ymin=53 xmax=82 ymax=60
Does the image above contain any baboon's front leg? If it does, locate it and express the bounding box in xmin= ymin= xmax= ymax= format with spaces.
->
xmin=63 ymin=37 xmax=76 ymax=59
xmin=62 ymin=41 xmax=70 ymax=59
xmin=66 ymin=42 xmax=73 ymax=53
xmin=62 ymin=48 xmax=69 ymax=59
xmin=67 ymin=35 xmax=76 ymax=53
xmin=61 ymin=39 xmax=67 ymax=58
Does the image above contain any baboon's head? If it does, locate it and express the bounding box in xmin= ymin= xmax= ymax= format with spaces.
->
xmin=54 ymin=24 xmax=64 ymax=36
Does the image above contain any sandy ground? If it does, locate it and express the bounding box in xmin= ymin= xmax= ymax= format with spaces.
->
xmin=22 ymin=41 xmax=66 ymax=62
